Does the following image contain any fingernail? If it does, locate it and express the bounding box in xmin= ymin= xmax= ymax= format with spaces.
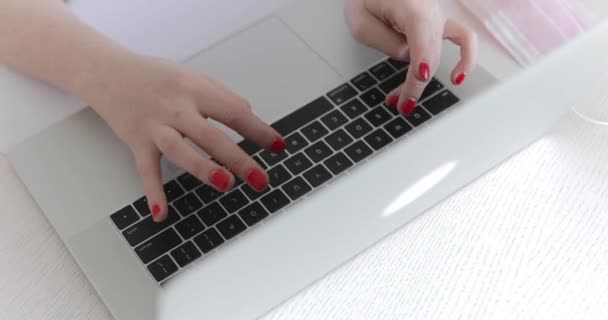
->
xmin=270 ymin=137 xmax=286 ymax=154
xmin=247 ymin=169 xmax=268 ymax=192
xmin=151 ymin=204 xmax=161 ymax=219
xmin=387 ymin=95 xmax=399 ymax=108
xmin=419 ymin=62 xmax=430 ymax=82
xmin=209 ymin=169 xmax=231 ymax=192
xmin=454 ymin=73 xmax=467 ymax=86
xmin=400 ymin=98 xmax=417 ymax=115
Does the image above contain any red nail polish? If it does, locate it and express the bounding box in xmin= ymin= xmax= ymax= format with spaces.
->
xmin=270 ymin=137 xmax=286 ymax=154
xmin=454 ymin=73 xmax=467 ymax=85
xmin=210 ymin=169 xmax=231 ymax=191
xmin=387 ymin=95 xmax=399 ymax=108
xmin=419 ymin=62 xmax=430 ymax=81
xmin=247 ymin=169 xmax=268 ymax=192
xmin=400 ymin=98 xmax=417 ymax=115
xmin=151 ymin=204 xmax=161 ymax=218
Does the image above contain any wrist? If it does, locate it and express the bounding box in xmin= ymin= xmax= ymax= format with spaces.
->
xmin=69 ymin=47 xmax=136 ymax=109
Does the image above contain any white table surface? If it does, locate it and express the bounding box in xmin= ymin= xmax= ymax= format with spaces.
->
xmin=2 ymin=1 xmax=608 ymax=319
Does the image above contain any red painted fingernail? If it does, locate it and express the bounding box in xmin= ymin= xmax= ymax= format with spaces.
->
xmin=210 ymin=169 xmax=231 ymax=192
xmin=387 ymin=95 xmax=399 ymax=108
xmin=400 ymin=98 xmax=417 ymax=115
xmin=454 ymin=73 xmax=467 ymax=85
xmin=419 ymin=62 xmax=430 ymax=81
xmin=247 ymin=169 xmax=268 ymax=192
xmin=270 ymin=137 xmax=286 ymax=154
xmin=151 ymin=204 xmax=161 ymax=218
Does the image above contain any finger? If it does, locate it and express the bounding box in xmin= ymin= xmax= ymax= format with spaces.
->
xmin=385 ymin=85 xmax=402 ymax=108
xmin=397 ymin=14 xmax=444 ymax=115
xmin=134 ymin=148 xmax=168 ymax=223
xmin=155 ymin=126 xmax=236 ymax=192
xmin=344 ymin=1 xmax=409 ymax=59
xmin=191 ymin=76 xmax=286 ymax=154
xmin=176 ymin=114 xmax=270 ymax=192
xmin=443 ymin=19 xmax=478 ymax=85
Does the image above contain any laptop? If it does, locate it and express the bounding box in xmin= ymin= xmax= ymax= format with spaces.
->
xmin=6 ymin=0 xmax=608 ymax=319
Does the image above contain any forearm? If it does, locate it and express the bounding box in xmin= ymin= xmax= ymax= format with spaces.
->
xmin=0 ymin=0 xmax=133 ymax=101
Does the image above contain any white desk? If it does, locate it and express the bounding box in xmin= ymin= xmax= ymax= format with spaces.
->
xmin=2 ymin=1 xmax=608 ymax=319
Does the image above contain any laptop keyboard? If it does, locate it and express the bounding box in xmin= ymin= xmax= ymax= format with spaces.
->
xmin=110 ymin=57 xmax=460 ymax=283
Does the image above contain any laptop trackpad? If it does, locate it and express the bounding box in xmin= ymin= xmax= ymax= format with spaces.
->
xmin=183 ymin=17 xmax=343 ymax=141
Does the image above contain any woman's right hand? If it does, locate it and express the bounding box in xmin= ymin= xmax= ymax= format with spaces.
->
xmin=86 ymin=53 xmax=285 ymax=222
xmin=345 ymin=0 xmax=477 ymax=115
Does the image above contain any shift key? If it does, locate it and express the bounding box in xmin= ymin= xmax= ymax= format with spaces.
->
xmin=135 ymin=228 xmax=183 ymax=264
xmin=122 ymin=206 xmax=180 ymax=247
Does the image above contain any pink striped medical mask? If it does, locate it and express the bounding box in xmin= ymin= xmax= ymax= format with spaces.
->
xmin=459 ymin=0 xmax=596 ymax=65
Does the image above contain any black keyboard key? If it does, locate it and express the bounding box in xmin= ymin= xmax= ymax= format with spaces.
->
xmin=122 ymin=207 xmax=181 ymax=247
xmin=219 ymin=189 xmax=249 ymax=213
xmin=175 ymin=214 xmax=205 ymax=239
xmin=423 ymin=90 xmax=459 ymax=115
xmin=404 ymin=107 xmax=432 ymax=127
xmin=170 ymin=242 xmax=202 ymax=268
xmin=260 ymin=190 xmax=291 ymax=213
xmin=135 ymin=228 xmax=182 ymax=264
xmin=252 ymin=155 xmax=268 ymax=170
xmin=303 ymin=165 xmax=333 ymax=188
xmin=259 ymin=149 xmax=288 ymax=167
xmin=345 ymin=118 xmax=373 ymax=139
xmin=321 ymin=110 xmax=348 ymax=131
xmin=194 ymin=184 xmax=223 ymax=204
xmin=369 ymin=61 xmax=396 ymax=81
xmin=164 ymin=181 xmax=185 ymax=203
xmin=234 ymin=177 xmax=244 ymax=188
xmin=177 ymin=172 xmax=202 ymax=192
xmin=133 ymin=196 xmax=150 ymax=217
xmin=305 ymin=141 xmax=334 ymax=163
xmin=111 ymin=205 xmax=140 ymax=230
xmin=301 ymin=121 xmax=329 ymax=143
xmin=268 ymin=164 xmax=292 ymax=188
xmin=386 ymin=58 xmax=409 ymax=70
xmin=345 ymin=141 xmax=374 ymax=163
xmin=365 ymin=129 xmax=394 ymax=151
xmin=420 ymin=79 xmax=444 ymax=101
xmin=282 ymin=177 xmax=312 ymax=201
xmin=238 ymin=202 xmax=270 ymax=227
xmin=360 ymin=87 xmax=386 ymax=108
xmin=197 ymin=202 xmax=228 ymax=227
xmin=216 ymin=215 xmax=247 ymax=240
xmin=173 ymin=192 xmax=203 ymax=217
xmin=324 ymin=153 xmax=354 ymax=175
xmin=364 ymin=106 xmax=393 ymax=127
xmin=383 ymin=102 xmax=399 ymax=116
xmin=384 ymin=117 xmax=413 ymax=138
xmin=351 ymin=72 xmax=378 ymax=92
xmin=193 ymin=228 xmax=225 ymax=253
xmin=327 ymin=83 xmax=357 ymax=105
xmin=238 ymin=139 xmax=262 ymax=156
xmin=340 ymin=98 xmax=368 ymax=119
xmin=241 ymin=184 xmax=270 ymax=201
xmin=379 ymin=72 xmax=405 ymax=94
xmin=147 ymin=255 xmax=178 ymax=282
xmin=285 ymin=132 xmax=309 ymax=154
xmin=325 ymin=129 xmax=353 ymax=151
xmin=272 ymin=96 xmax=333 ymax=136
xmin=284 ymin=153 xmax=313 ymax=176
